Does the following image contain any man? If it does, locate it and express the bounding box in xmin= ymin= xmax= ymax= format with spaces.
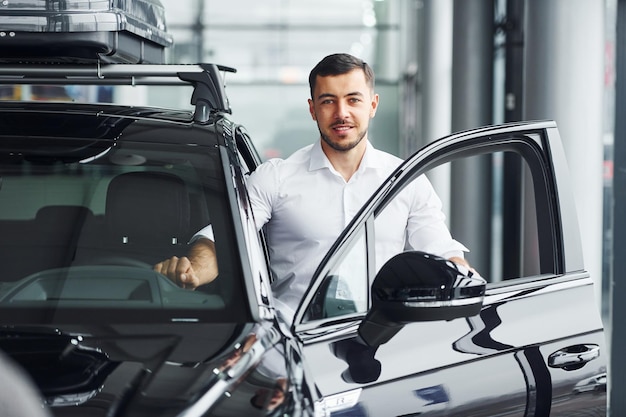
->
xmin=155 ymin=53 xmax=470 ymax=319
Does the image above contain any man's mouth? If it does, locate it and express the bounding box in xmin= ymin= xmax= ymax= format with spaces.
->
xmin=332 ymin=125 xmax=352 ymax=132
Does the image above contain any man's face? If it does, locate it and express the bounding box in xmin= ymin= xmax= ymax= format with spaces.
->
xmin=308 ymin=69 xmax=379 ymax=152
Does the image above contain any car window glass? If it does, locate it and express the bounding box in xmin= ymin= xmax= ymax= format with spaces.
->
xmin=0 ymin=121 xmax=250 ymax=324
xmin=235 ymin=128 xmax=262 ymax=174
xmin=302 ymin=229 xmax=368 ymax=322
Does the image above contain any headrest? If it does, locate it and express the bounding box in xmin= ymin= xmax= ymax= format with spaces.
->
xmin=105 ymin=171 xmax=190 ymax=245
xmin=34 ymin=205 xmax=94 ymax=240
xmin=36 ymin=205 xmax=94 ymax=225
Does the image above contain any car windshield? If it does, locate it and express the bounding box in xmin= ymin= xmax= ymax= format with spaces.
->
xmin=0 ymin=106 xmax=249 ymax=324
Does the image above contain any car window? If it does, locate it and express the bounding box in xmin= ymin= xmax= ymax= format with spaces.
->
xmin=0 ymin=113 xmax=249 ymax=324
xmin=235 ymin=126 xmax=263 ymax=174
xmin=299 ymin=130 xmax=559 ymax=325
xmin=303 ymin=229 xmax=369 ymax=321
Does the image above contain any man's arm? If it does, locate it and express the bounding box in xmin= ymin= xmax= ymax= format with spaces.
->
xmin=154 ymin=237 xmax=218 ymax=289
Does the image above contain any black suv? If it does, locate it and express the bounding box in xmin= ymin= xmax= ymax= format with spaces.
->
xmin=0 ymin=2 xmax=607 ymax=416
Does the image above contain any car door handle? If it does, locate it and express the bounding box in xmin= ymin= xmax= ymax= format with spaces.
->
xmin=548 ymin=344 xmax=600 ymax=371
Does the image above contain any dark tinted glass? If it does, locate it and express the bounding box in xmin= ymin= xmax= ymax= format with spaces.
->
xmin=0 ymin=111 xmax=247 ymax=323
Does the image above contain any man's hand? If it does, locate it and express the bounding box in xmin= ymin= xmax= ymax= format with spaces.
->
xmin=449 ymin=256 xmax=478 ymax=277
xmin=154 ymin=256 xmax=201 ymax=289
xmin=154 ymin=238 xmax=219 ymax=289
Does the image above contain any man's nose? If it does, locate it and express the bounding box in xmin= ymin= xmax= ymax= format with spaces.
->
xmin=334 ymin=101 xmax=349 ymax=119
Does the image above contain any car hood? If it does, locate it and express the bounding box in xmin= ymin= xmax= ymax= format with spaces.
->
xmin=0 ymin=321 xmax=285 ymax=416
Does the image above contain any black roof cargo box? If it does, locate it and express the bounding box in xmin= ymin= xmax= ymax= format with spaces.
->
xmin=0 ymin=0 xmax=173 ymax=64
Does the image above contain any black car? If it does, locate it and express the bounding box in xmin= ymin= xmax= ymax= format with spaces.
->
xmin=0 ymin=4 xmax=607 ymax=417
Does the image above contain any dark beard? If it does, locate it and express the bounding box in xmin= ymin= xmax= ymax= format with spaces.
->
xmin=319 ymin=127 xmax=367 ymax=152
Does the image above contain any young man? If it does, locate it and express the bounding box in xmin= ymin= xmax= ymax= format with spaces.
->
xmin=154 ymin=53 xmax=470 ymax=319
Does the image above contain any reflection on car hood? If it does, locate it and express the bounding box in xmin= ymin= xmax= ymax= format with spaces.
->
xmin=0 ymin=322 xmax=277 ymax=416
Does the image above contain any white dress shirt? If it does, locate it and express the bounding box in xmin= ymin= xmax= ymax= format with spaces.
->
xmin=242 ymin=140 xmax=468 ymax=316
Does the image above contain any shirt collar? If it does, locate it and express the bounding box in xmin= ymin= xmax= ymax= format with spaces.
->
xmin=308 ymin=139 xmax=377 ymax=172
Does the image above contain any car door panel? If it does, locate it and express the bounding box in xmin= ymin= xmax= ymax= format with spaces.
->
xmin=481 ymin=276 xmax=606 ymax=415
xmin=302 ymin=321 xmax=528 ymax=416
xmin=302 ymin=279 xmax=606 ymax=416
xmin=302 ymin=278 xmax=605 ymax=415
xmin=541 ymin=334 xmax=607 ymax=416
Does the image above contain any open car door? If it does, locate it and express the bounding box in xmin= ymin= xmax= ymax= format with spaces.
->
xmin=293 ymin=120 xmax=607 ymax=416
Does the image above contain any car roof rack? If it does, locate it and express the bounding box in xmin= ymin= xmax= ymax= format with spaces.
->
xmin=0 ymin=63 xmax=236 ymax=123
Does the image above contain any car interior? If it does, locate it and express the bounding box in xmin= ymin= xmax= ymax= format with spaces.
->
xmin=0 ymin=135 xmax=239 ymax=315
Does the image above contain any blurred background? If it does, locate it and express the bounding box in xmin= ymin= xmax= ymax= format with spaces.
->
xmin=148 ymin=0 xmax=616 ymax=319
xmin=147 ymin=0 xmax=403 ymax=159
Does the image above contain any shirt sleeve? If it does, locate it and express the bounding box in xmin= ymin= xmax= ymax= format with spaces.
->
xmin=191 ymin=159 xmax=281 ymax=242
xmin=405 ymin=174 xmax=469 ymax=259
xmin=245 ymin=159 xmax=280 ymax=230
xmin=190 ymin=224 xmax=214 ymax=243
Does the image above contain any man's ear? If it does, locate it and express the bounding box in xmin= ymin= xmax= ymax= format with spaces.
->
xmin=370 ymin=93 xmax=379 ymax=118
xmin=308 ymin=98 xmax=317 ymax=121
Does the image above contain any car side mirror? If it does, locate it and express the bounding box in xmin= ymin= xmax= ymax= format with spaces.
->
xmin=358 ymin=251 xmax=486 ymax=348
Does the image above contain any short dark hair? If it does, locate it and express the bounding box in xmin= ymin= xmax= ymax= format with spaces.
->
xmin=308 ymin=53 xmax=375 ymax=98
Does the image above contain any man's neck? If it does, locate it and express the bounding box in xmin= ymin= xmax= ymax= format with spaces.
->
xmin=321 ymin=140 xmax=367 ymax=182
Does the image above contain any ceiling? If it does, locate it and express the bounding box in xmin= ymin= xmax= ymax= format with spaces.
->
xmin=159 ymin=0 xmax=388 ymax=84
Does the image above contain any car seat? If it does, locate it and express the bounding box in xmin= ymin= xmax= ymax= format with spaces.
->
xmin=101 ymin=171 xmax=192 ymax=265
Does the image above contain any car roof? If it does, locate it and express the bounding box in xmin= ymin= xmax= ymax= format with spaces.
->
xmin=0 ymin=100 xmax=195 ymax=123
